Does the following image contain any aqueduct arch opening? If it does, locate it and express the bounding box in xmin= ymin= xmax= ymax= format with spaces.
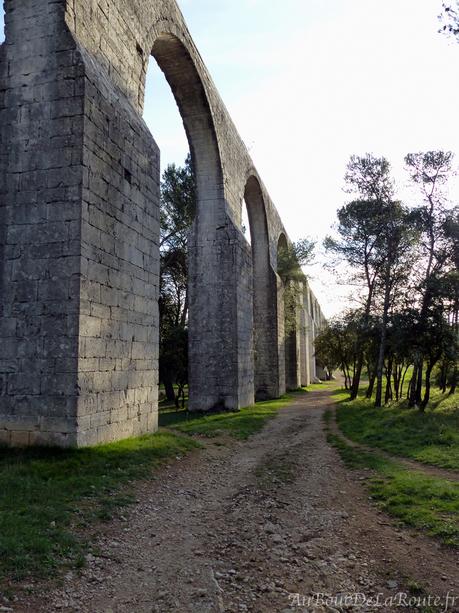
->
xmin=243 ymin=177 xmax=279 ymax=400
xmin=149 ymin=33 xmax=223 ymax=230
xmin=145 ymin=32 xmax=228 ymax=412
xmin=277 ymin=234 xmax=301 ymax=391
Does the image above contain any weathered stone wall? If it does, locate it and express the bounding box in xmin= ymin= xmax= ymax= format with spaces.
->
xmin=0 ymin=0 xmax=326 ymax=446
xmin=75 ymin=48 xmax=160 ymax=446
xmin=0 ymin=0 xmax=85 ymax=446
xmin=0 ymin=0 xmax=160 ymax=446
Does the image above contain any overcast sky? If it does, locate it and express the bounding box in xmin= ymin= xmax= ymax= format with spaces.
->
xmin=2 ymin=2 xmax=458 ymax=317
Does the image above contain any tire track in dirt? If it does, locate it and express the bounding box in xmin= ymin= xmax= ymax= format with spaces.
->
xmin=15 ymin=389 xmax=459 ymax=613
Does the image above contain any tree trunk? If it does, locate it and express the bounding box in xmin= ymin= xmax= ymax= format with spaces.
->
xmin=400 ymin=364 xmax=410 ymax=399
xmin=408 ymin=360 xmax=421 ymax=407
xmin=350 ymin=354 xmax=364 ymax=400
xmin=393 ymin=363 xmax=401 ymax=400
xmin=375 ymin=267 xmax=391 ymax=408
xmin=440 ymin=363 xmax=447 ymax=394
xmin=350 ymin=287 xmax=374 ymax=400
xmin=180 ymin=289 xmax=189 ymax=329
xmin=385 ymin=357 xmax=393 ymax=404
xmin=366 ymin=371 xmax=376 ymax=398
xmin=164 ymin=378 xmax=176 ymax=403
xmin=415 ymin=362 xmax=423 ymax=406
xmin=420 ymin=363 xmax=434 ymax=411
xmin=449 ymin=363 xmax=457 ymax=396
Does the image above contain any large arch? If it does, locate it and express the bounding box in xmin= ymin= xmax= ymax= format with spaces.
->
xmin=147 ymin=33 xmax=234 ymax=412
xmin=150 ymin=33 xmax=223 ymax=230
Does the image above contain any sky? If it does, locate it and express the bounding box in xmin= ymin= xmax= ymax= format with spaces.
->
xmin=2 ymin=2 xmax=458 ymax=317
xmin=143 ymin=0 xmax=459 ymax=317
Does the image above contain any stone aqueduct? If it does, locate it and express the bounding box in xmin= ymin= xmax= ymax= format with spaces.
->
xmin=0 ymin=0 xmax=326 ymax=447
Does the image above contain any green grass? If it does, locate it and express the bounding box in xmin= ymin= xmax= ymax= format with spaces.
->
xmin=0 ymin=431 xmax=200 ymax=583
xmin=0 ymin=392 xmax=302 ymax=585
xmin=335 ymin=388 xmax=459 ymax=470
xmin=170 ymin=395 xmax=296 ymax=440
xmin=328 ymin=433 xmax=459 ymax=547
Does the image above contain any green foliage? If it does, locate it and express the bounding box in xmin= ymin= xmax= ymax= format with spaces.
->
xmin=277 ymin=238 xmax=315 ymax=336
xmin=323 ymin=150 xmax=458 ymax=408
xmin=344 ymin=153 xmax=394 ymax=202
xmin=324 ymin=199 xmax=386 ymax=284
xmin=0 ymin=432 xmax=200 ymax=582
xmin=160 ymin=153 xmax=196 ymax=251
xmin=439 ymin=3 xmax=459 ymax=40
xmin=277 ymin=238 xmax=315 ymax=283
xmin=314 ymin=313 xmax=360 ymax=388
xmin=159 ymin=155 xmax=196 ymax=403
xmin=159 ymin=326 xmax=188 ymax=407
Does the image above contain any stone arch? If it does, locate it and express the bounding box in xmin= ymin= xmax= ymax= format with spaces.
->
xmin=143 ymin=31 xmax=230 ymax=411
xmin=148 ymin=31 xmax=225 ymax=229
xmin=277 ymin=233 xmax=288 ymax=266
xmin=243 ymin=176 xmax=279 ymax=400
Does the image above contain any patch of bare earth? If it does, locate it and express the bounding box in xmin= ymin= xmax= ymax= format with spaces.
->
xmin=13 ymin=389 xmax=459 ymax=612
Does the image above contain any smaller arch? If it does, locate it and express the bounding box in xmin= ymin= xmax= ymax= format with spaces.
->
xmin=244 ymin=176 xmax=270 ymax=256
xmin=276 ymin=232 xmax=288 ymax=270
xmin=243 ymin=176 xmax=279 ymax=400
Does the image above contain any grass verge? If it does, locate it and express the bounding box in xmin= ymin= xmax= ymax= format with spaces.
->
xmin=1 ymin=392 xmax=302 ymax=585
xmin=335 ymin=388 xmax=459 ymax=471
xmin=0 ymin=431 xmax=200 ymax=584
xmin=327 ymin=431 xmax=459 ymax=547
xmin=170 ymin=394 xmax=297 ymax=440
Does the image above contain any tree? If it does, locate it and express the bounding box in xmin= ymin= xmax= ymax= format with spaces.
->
xmin=159 ymin=326 xmax=188 ymax=408
xmin=405 ymin=151 xmax=457 ymax=408
xmin=161 ymin=154 xmax=196 ymax=251
xmin=159 ymin=155 xmax=196 ymax=404
xmin=277 ymin=238 xmax=315 ymax=282
xmin=277 ymin=238 xmax=315 ymax=335
xmin=373 ymin=201 xmax=417 ymax=407
xmin=323 ymin=150 xmax=458 ymax=410
xmin=439 ymin=2 xmax=459 ymax=39
xmin=325 ymin=154 xmax=395 ymax=400
xmin=314 ymin=314 xmax=360 ymax=390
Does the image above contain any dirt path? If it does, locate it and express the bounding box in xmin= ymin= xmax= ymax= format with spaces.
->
xmin=329 ymin=405 xmax=459 ymax=482
xmin=18 ymin=388 xmax=459 ymax=613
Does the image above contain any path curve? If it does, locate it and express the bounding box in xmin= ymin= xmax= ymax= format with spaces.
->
xmin=17 ymin=388 xmax=459 ymax=613
xmin=329 ymin=405 xmax=459 ymax=482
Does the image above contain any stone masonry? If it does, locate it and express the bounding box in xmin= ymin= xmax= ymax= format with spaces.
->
xmin=0 ymin=0 xmax=326 ymax=447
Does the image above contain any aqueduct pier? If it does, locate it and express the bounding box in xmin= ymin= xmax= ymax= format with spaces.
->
xmin=0 ymin=0 xmax=326 ymax=447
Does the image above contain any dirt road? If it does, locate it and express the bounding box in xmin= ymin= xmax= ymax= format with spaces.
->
xmin=20 ymin=388 xmax=459 ymax=612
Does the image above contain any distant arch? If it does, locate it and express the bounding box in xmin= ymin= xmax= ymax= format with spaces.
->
xmin=277 ymin=232 xmax=288 ymax=267
xmin=277 ymin=233 xmax=300 ymax=390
